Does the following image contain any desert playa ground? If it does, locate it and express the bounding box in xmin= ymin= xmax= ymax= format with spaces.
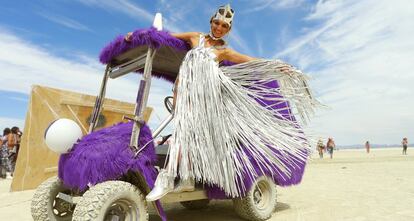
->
xmin=1 ymin=148 xmax=413 ymax=221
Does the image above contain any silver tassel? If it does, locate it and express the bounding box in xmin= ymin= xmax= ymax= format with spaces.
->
xmin=167 ymin=48 xmax=318 ymax=197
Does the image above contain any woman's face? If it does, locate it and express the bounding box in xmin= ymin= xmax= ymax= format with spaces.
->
xmin=210 ymin=19 xmax=230 ymax=38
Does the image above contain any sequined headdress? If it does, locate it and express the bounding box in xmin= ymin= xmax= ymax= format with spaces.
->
xmin=211 ymin=4 xmax=235 ymax=27
xmin=209 ymin=4 xmax=235 ymax=40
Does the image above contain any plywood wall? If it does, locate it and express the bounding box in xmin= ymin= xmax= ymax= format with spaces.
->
xmin=11 ymin=85 xmax=152 ymax=191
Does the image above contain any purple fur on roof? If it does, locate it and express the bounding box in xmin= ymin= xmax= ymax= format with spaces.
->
xmin=99 ymin=27 xmax=191 ymax=83
xmin=99 ymin=27 xmax=190 ymax=64
xmin=99 ymin=28 xmax=235 ymax=83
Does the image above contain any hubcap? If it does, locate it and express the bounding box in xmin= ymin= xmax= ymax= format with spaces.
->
xmin=104 ymin=199 xmax=140 ymax=221
xmin=53 ymin=191 xmax=74 ymax=218
xmin=253 ymin=180 xmax=271 ymax=210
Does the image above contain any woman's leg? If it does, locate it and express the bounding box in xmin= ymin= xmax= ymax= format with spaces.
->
xmin=146 ymin=79 xmax=194 ymax=201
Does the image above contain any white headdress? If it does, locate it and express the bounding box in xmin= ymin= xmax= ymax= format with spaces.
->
xmin=209 ymin=4 xmax=235 ymax=40
xmin=211 ymin=4 xmax=235 ymax=27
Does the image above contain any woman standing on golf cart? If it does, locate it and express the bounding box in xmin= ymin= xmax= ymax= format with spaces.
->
xmin=126 ymin=4 xmax=318 ymax=201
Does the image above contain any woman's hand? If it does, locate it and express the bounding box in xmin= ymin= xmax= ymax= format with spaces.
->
xmin=124 ymin=32 xmax=133 ymax=42
xmin=276 ymin=64 xmax=294 ymax=75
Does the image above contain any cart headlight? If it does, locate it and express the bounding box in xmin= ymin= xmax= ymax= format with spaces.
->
xmin=44 ymin=118 xmax=83 ymax=153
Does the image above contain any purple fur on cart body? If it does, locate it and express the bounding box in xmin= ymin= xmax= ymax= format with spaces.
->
xmin=58 ymin=122 xmax=166 ymax=220
xmin=58 ymin=122 xmax=157 ymax=191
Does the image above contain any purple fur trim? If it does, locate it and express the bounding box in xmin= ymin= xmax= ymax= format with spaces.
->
xmin=58 ymin=122 xmax=157 ymax=191
xmin=99 ymin=27 xmax=190 ymax=64
xmin=99 ymin=27 xmax=234 ymax=83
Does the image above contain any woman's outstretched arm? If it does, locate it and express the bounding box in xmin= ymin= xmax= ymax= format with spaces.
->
xmin=221 ymin=48 xmax=256 ymax=63
xmin=170 ymin=32 xmax=198 ymax=41
xmin=171 ymin=32 xmax=199 ymax=47
xmin=221 ymin=48 xmax=294 ymax=74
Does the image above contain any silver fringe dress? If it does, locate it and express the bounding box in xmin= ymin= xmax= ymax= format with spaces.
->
xmin=167 ymin=34 xmax=318 ymax=197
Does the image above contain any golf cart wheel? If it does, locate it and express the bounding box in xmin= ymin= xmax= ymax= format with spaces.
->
xmin=72 ymin=180 xmax=148 ymax=221
xmin=180 ymin=199 xmax=210 ymax=210
xmin=31 ymin=176 xmax=74 ymax=221
xmin=233 ymin=176 xmax=277 ymax=221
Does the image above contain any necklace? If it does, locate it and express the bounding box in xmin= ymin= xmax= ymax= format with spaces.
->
xmin=208 ymin=32 xmax=222 ymax=41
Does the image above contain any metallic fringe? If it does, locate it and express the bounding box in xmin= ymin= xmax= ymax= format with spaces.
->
xmin=168 ymin=49 xmax=318 ymax=197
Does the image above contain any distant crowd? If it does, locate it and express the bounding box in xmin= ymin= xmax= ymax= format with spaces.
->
xmin=316 ymin=137 xmax=409 ymax=159
xmin=0 ymin=127 xmax=22 ymax=179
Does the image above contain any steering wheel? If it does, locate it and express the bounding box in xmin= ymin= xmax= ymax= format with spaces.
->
xmin=164 ymin=96 xmax=174 ymax=114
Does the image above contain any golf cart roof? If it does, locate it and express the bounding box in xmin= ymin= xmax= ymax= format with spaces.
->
xmin=110 ymin=44 xmax=187 ymax=81
xmin=99 ymin=28 xmax=235 ymax=82
xmin=99 ymin=28 xmax=190 ymax=82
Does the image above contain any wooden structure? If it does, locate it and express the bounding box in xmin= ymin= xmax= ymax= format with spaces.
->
xmin=11 ymin=85 xmax=152 ymax=191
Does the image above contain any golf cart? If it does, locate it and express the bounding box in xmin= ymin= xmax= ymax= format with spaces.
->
xmin=31 ymin=14 xmax=305 ymax=221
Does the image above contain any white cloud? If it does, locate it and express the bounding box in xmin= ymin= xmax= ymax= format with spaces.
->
xmin=77 ymin=0 xmax=154 ymax=22
xmin=37 ymin=13 xmax=92 ymax=32
xmin=242 ymin=0 xmax=306 ymax=13
xmin=0 ymin=27 xmax=173 ymax=132
xmin=0 ymin=117 xmax=24 ymax=132
xmin=77 ymin=0 xmax=249 ymax=53
xmin=76 ymin=0 xmax=184 ymax=32
xmin=155 ymin=0 xmax=203 ymax=32
xmin=280 ymin=0 xmax=414 ymax=144
xmin=9 ymin=96 xmax=28 ymax=102
xmin=228 ymin=27 xmax=253 ymax=55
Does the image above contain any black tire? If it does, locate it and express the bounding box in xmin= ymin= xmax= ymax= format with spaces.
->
xmin=233 ymin=176 xmax=277 ymax=221
xmin=31 ymin=176 xmax=75 ymax=221
xmin=180 ymin=199 xmax=210 ymax=210
xmin=72 ymin=180 xmax=148 ymax=221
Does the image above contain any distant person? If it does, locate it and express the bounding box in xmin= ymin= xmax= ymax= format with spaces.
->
xmin=7 ymin=126 xmax=21 ymax=176
xmin=316 ymin=139 xmax=325 ymax=158
xmin=0 ymin=128 xmax=12 ymax=179
xmin=365 ymin=141 xmax=370 ymax=153
xmin=326 ymin=137 xmax=336 ymax=159
xmin=402 ymin=138 xmax=408 ymax=155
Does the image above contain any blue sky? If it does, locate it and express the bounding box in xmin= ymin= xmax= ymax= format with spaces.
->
xmin=0 ymin=0 xmax=413 ymax=145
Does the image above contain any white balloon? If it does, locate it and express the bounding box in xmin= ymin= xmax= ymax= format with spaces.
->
xmin=44 ymin=118 xmax=83 ymax=153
